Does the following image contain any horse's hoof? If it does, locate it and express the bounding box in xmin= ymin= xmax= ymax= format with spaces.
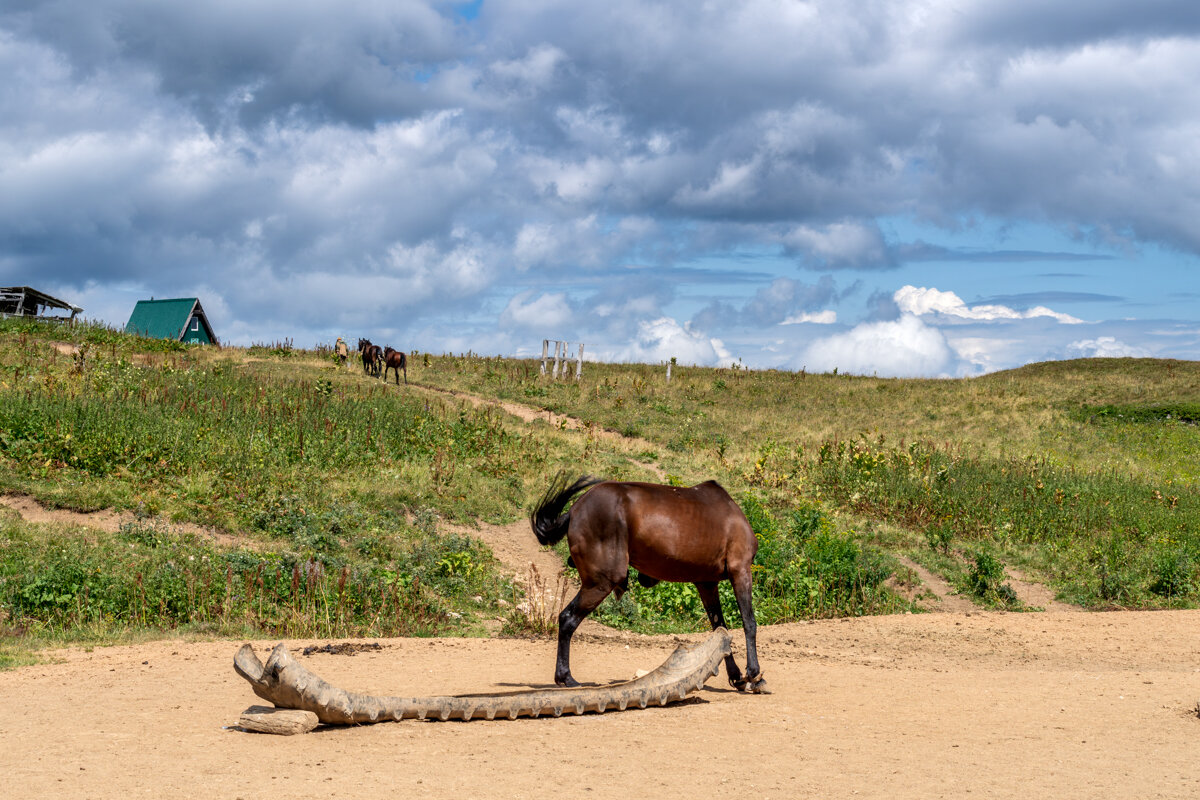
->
xmin=748 ymin=675 xmax=769 ymax=695
xmin=730 ymin=677 xmax=748 ymax=692
xmin=557 ymin=676 xmax=580 ymax=688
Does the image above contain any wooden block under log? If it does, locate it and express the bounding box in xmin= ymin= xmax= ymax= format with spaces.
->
xmin=238 ymin=705 xmax=320 ymax=735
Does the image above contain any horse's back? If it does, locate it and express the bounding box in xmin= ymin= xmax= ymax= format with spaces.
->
xmin=570 ymin=480 xmax=755 ymax=582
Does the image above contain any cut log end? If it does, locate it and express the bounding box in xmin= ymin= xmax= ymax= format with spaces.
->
xmin=237 ymin=705 xmax=320 ymax=735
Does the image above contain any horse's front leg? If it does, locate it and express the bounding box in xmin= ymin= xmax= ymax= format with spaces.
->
xmin=695 ymin=581 xmax=745 ymax=689
xmin=730 ymin=570 xmax=767 ymax=693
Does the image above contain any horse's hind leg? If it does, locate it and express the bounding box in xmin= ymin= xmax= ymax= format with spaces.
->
xmin=555 ymin=583 xmax=612 ymax=686
xmin=729 ymin=569 xmax=765 ymax=692
xmin=695 ymin=581 xmax=745 ymax=688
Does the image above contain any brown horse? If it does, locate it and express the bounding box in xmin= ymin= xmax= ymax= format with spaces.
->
xmin=530 ymin=474 xmax=765 ymax=692
xmin=357 ymin=338 xmax=382 ymax=377
xmin=382 ymin=346 xmax=407 ymax=385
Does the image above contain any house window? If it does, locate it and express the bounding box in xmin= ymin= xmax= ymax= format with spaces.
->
xmin=191 ymin=318 xmax=199 ymax=331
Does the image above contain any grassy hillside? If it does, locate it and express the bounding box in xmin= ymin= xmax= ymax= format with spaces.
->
xmin=418 ymin=351 xmax=1200 ymax=608
xmin=1 ymin=318 xmax=1198 ymax=666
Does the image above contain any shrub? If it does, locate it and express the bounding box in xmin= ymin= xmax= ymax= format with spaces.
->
xmin=1091 ymin=534 xmax=1137 ymax=604
xmin=1148 ymin=545 xmax=1195 ymax=599
xmin=964 ymin=549 xmax=1018 ymax=607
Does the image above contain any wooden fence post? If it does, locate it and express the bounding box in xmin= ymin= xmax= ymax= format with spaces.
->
xmin=575 ymin=343 xmax=584 ymax=380
xmin=552 ymin=340 xmax=563 ymax=379
xmin=541 ymin=340 xmax=549 ymax=375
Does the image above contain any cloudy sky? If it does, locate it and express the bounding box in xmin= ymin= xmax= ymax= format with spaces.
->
xmin=3 ymin=0 xmax=1198 ymax=376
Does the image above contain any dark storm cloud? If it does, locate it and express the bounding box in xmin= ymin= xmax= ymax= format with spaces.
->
xmin=2 ymin=0 xmax=1199 ymax=368
xmin=2 ymin=0 xmax=464 ymax=128
xmin=952 ymin=0 xmax=1200 ymax=50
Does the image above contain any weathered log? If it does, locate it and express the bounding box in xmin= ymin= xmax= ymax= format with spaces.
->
xmin=233 ymin=628 xmax=732 ymax=727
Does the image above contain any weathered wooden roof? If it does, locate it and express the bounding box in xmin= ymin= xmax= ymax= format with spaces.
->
xmin=125 ymin=297 xmax=217 ymax=343
xmin=0 ymin=286 xmax=82 ymax=317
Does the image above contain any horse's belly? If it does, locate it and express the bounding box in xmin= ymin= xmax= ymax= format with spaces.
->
xmin=629 ymin=542 xmax=728 ymax=582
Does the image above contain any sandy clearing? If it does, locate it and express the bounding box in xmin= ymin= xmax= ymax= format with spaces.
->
xmin=3 ymin=610 xmax=1200 ymax=799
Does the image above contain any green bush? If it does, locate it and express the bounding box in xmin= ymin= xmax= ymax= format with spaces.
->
xmin=964 ymin=549 xmax=1018 ymax=607
xmin=1148 ymin=545 xmax=1195 ymax=599
xmin=1080 ymin=403 xmax=1200 ymax=425
xmin=1091 ymin=533 xmax=1137 ymax=604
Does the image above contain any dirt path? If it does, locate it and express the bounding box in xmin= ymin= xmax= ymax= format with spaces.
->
xmin=893 ymin=555 xmax=1081 ymax=613
xmin=4 ymin=610 xmax=1200 ymax=799
xmin=446 ymin=517 xmax=577 ymax=625
xmin=415 ymin=383 xmax=667 ymax=481
xmin=894 ymin=555 xmax=978 ymax=612
xmin=0 ymin=494 xmax=241 ymax=547
xmin=1007 ymin=566 xmax=1081 ymax=612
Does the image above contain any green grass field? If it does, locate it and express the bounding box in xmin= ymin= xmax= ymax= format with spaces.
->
xmin=1 ymin=318 xmax=1197 ymax=665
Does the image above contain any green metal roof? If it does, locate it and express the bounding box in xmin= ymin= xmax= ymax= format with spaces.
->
xmin=125 ymin=298 xmax=217 ymax=344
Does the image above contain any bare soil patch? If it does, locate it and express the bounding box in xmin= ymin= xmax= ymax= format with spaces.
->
xmin=445 ymin=518 xmax=577 ymax=623
xmin=4 ymin=610 xmax=1200 ymax=799
xmin=893 ymin=555 xmax=978 ymax=612
xmin=892 ymin=555 xmax=1082 ymax=613
xmin=0 ymin=494 xmax=242 ymax=548
xmin=1007 ymin=566 xmax=1081 ymax=612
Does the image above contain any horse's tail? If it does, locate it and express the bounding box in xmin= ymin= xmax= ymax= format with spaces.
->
xmin=530 ymin=472 xmax=604 ymax=546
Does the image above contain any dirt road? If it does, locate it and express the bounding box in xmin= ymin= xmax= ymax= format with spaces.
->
xmin=4 ymin=609 xmax=1199 ymax=799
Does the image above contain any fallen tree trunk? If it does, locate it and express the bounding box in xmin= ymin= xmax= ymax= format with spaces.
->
xmin=234 ymin=628 xmax=732 ymax=726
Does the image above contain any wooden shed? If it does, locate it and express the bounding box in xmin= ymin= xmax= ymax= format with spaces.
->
xmin=125 ymin=298 xmax=218 ymax=344
xmin=0 ymin=286 xmax=82 ymax=320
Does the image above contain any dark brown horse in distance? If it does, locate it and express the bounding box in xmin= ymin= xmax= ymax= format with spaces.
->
xmin=357 ymin=338 xmax=382 ymax=377
xmin=382 ymin=346 xmax=407 ymax=385
xmin=531 ymin=474 xmax=766 ymax=692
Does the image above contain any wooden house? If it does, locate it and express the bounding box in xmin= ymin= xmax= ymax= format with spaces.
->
xmin=125 ymin=297 xmax=218 ymax=344
xmin=0 ymin=286 xmax=82 ymax=321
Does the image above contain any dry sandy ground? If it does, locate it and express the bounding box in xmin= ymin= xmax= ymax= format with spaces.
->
xmin=4 ymin=610 xmax=1200 ymax=800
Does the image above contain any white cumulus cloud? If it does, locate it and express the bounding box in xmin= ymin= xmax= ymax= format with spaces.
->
xmin=781 ymin=310 xmax=837 ymax=325
xmin=895 ymin=286 xmax=1084 ymax=324
xmin=604 ymin=317 xmax=735 ymax=367
xmin=499 ymin=290 xmax=573 ymax=330
xmin=783 ymin=220 xmax=891 ymax=269
xmin=1065 ymin=336 xmax=1151 ymax=358
xmin=793 ymin=314 xmax=962 ymax=377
